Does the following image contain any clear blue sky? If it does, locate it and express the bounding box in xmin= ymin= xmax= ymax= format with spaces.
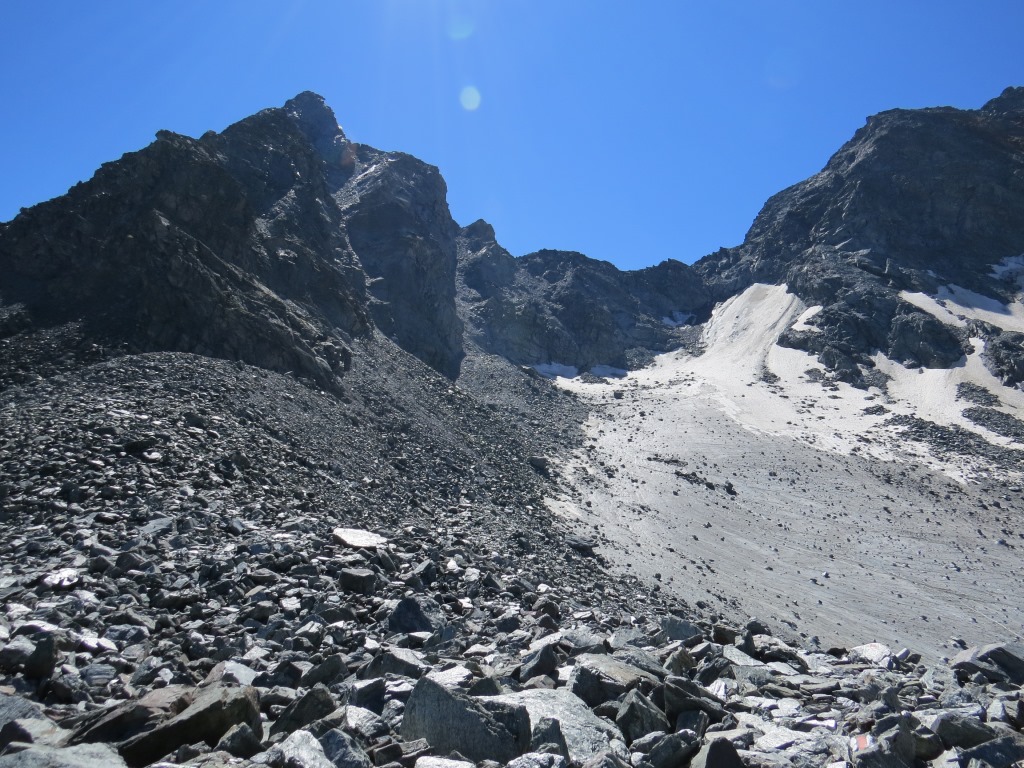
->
xmin=2 ymin=2 xmax=1022 ymax=269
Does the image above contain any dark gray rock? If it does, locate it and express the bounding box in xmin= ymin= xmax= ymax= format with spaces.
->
xmin=688 ymin=738 xmax=744 ymax=768
xmin=952 ymin=642 xmax=1024 ymax=685
xmin=659 ymin=616 xmax=702 ymax=644
xmin=270 ymin=685 xmax=337 ymax=738
xmin=65 ymin=686 xmax=194 ymax=748
xmin=614 ymin=690 xmax=669 ymax=745
xmin=566 ymin=654 xmax=656 ymax=708
xmin=362 ymin=647 xmax=429 ymax=680
xmin=959 ymin=733 xmax=1024 ymax=768
xmin=316 ymin=729 xmax=372 ymax=768
xmin=215 ymin=723 xmax=263 ymax=758
xmin=917 ymin=710 xmax=998 ymax=749
xmin=529 ymin=717 xmax=570 ymax=759
xmin=0 ymin=742 xmax=127 ymax=768
xmin=646 ymin=732 xmax=699 ymax=768
xmin=388 ymin=596 xmax=447 ymax=636
xmin=401 ymin=677 xmax=530 ymax=764
xmin=338 ymin=568 xmax=378 ymax=595
xmin=520 ymin=645 xmax=558 ymax=683
xmin=663 ymin=676 xmax=727 ymax=724
xmin=118 ymin=684 xmax=261 ymax=767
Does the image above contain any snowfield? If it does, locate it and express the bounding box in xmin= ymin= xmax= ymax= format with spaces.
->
xmin=550 ymin=284 xmax=1024 ymax=661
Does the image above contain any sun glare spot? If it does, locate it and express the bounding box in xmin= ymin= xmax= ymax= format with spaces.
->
xmin=459 ymin=85 xmax=481 ymax=111
xmin=447 ymin=15 xmax=474 ymax=41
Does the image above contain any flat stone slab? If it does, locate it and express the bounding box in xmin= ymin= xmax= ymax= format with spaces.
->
xmin=332 ymin=528 xmax=388 ymax=549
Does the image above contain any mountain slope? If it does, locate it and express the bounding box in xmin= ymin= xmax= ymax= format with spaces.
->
xmin=695 ymin=86 xmax=1024 ymax=386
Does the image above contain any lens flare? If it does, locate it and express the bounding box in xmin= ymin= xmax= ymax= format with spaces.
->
xmin=447 ymin=15 xmax=474 ymax=41
xmin=459 ymin=85 xmax=481 ymax=111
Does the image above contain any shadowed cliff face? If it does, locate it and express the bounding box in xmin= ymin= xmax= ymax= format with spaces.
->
xmin=0 ymin=91 xmax=466 ymax=385
xmin=693 ymin=87 xmax=1024 ymax=385
xmin=457 ymin=220 xmax=712 ymax=372
xmin=336 ymin=146 xmax=464 ymax=379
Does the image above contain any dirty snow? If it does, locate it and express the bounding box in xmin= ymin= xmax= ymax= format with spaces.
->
xmin=549 ymin=283 xmax=1024 ymax=660
xmin=790 ymin=305 xmax=822 ymax=332
xmin=531 ymin=363 xmax=579 ymax=379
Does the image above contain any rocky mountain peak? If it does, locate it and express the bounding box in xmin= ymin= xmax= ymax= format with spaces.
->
xmin=461 ymin=218 xmax=497 ymax=248
xmin=694 ymin=87 xmax=1024 ymax=385
xmin=982 ymin=85 xmax=1024 ymax=116
xmin=282 ymin=90 xmax=349 ymax=162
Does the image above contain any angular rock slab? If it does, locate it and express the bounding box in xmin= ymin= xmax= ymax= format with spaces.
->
xmin=402 ymin=676 xmax=530 ymax=764
xmin=484 ymin=688 xmax=626 ymax=765
xmin=118 ymin=684 xmax=261 ymax=768
xmin=567 ymin=653 xmax=657 ymax=707
xmin=332 ymin=528 xmax=387 ymax=549
xmin=952 ymin=642 xmax=1024 ymax=684
xmin=0 ymin=742 xmax=127 ymax=768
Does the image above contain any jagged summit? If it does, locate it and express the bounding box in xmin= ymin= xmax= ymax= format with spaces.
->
xmin=693 ymin=87 xmax=1024 ymax=387
xmin=983 ymin=84 xmax=1024 ymax=115
xmin=282 ymin=90 xmax=350 ymax=162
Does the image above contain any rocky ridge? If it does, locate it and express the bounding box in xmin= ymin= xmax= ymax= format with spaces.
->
xmin=457 ymin=221 xmax=710 ymax=374
xmin=694 ymin=86 xmax=1024 ymax=387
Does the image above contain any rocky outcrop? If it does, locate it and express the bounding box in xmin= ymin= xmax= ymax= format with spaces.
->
xmin=0 ymin=93 xmax=372 ymax=391
xmin=695 ymin=86 xmax=1024 ymax=384
xmin=458 ymin=221 xmax=710 ymax=372
xmin=0 ymin=92 xmax=465 ymax=384
xmin=337 ymin=147 xmax=464 ymax=379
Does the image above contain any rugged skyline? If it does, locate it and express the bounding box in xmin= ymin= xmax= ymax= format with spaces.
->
xmin=4 ymin=3 xmax=1024 ymax=268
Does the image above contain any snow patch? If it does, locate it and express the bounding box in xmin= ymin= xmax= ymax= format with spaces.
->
xmin=791 ymin=305 xmax=822 ymax=332
xmin=556 ymin=283 xmax=1024 ymax=482
xmin=899 ymin=292 xmax=966 ymax=328
xmin=935 ymin=285 xmax=1024 ymax=332
xmin=990 ymin=254 xmax=1024 ymax=283
xmin=901 ymin=285 xmax=1024 ymax=333
xmin=530 ymin=362 xmax=579 ymax=379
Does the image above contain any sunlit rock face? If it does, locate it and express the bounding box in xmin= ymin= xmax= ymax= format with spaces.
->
xmin=692 ymin=86 xmax=1024 ymax=385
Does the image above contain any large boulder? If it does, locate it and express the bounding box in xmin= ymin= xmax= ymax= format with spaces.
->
xmin=0 ymin=743 xmax=127 ymax=768
xmin=483 ymin=688 xmax=626 ymax=765
xmin=117 ymin=684 xmax=261 ymax=767
xmin=401 ymin=677 xmax=530 ymax=763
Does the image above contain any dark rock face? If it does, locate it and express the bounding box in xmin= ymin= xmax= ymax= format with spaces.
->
xmin=458 ymin=221 xmax=710 ymax=372
xmin=339 ymin=146 xmax=464 ymax=379
xmin=696 ymin=86 xmax=1024 ymax=383
xmin=0 ymin=93 xmax=371 ymax=391
xmin=0 ymin=91 xmax=464 ymax=384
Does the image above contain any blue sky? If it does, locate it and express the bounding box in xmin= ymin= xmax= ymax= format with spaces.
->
xmin=2 ymin=2 xmax=1022 ymax=269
